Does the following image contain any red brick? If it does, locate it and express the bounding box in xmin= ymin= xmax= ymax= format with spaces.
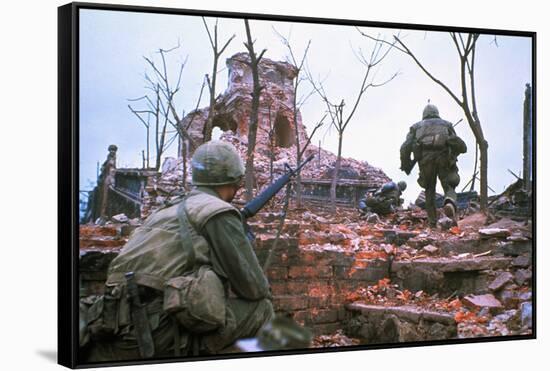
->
xmin=266 ymin=267 xmax=288 ymax=280
xmin=273 ymin=295 xmax=309 ymax=311
xmin=79 ymin=238 xmax=126 ymax=249
xmin=79 ymin=225 xmax=119 ymax=237
xmin=286 ymin=281 xmax=311 ymax=295
xmin=269 ymin=281 xmax=288 ymax=296
xmin=288 ymin=265 xmax=332 ymax=279
xmin=307 ymin=296 xmax=331 ymax=308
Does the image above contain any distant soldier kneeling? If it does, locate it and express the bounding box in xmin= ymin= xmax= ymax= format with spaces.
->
xmin=358 ymin=180 xmax=407 ymax=216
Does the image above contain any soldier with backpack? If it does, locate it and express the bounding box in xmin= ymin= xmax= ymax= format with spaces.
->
xmin=80 ymin=141 xmax=273 ymax=361
xmin=400 ymin=103 xmax=467 ymax=227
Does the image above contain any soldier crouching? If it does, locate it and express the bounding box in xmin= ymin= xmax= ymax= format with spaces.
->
xmin=358 ymin=181 xmax=407 ymax=216
xmin=79 ymin=141 xmax=274 ymax=362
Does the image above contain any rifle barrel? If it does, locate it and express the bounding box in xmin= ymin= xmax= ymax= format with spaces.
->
xmin=240 ymin=154 xmax=315 ymax=219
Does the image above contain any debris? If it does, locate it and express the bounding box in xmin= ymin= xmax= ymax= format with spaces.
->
xmin=365 ymin=212 xmax=380 ymax=224
xmin=488 ymin=272 xmax=514 ymax=291
xmin=111 ymin=213 xmax=129 ymax=223
xmin=478 ymin=228 xmax=511 ymax=239
xmin=438 ymin=216 xmax=454 ymax=230
xmin=382 ymin=244 xmax=395 ymax=255
xmin=514 ymin=269 xmax=532 ymax=285
xmin=518 ymin=291 xmax=532 ymax=302
xmin=472 ymin=250 xmax=493 ymax=258
xmin=312 ymin=330 xmax=360 ymax=348
xmin=463 ymin=294 xmax=502 ymax=310
xmin=422 ymin=245 xmax=439 ymax=254
xmin=512 ymin=255 xmax=531 ymax=268
xmin=458 ymin=212 xmax=487 ymax=231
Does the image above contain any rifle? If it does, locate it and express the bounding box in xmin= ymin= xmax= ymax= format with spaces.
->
xmin=240 ymin=154 xmax=315 ymax=241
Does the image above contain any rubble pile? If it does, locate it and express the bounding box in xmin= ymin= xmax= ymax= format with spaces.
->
xmin=488 ymin=179 xmax=532 ymax=219
xmin=80 ymin=194 xmax=532 ymax=346
xmin=312 ymin=330 xmax=361 ymax=348
xmin=251 ymin=203 xmax=532 ymax=344
xmin=140 ymin=52 xmax=390 ymax=216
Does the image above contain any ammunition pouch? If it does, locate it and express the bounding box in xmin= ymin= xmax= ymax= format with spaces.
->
xmin=163 ymin=265 xmax=226 ymax=334
xmin=80 ymin=284 xmax=131 ymax=345
xmin=79 ymin=284 xmax=164 ymax=348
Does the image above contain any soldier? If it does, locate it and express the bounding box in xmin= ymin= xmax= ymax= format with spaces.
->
xmin=400 ymin=103 xmax=467 ymax=226
xmin=80 ymin=141 xmax=273 ymax=362
xmin=358 ymin=181 xmax=407 ymax=216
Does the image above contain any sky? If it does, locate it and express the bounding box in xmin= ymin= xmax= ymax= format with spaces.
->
xmin=79 ymin=9 xmax=532 ymax=204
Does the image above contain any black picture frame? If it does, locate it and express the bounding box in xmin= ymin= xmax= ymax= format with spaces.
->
xmin=58 ymin=2 xmax=536 ymax=368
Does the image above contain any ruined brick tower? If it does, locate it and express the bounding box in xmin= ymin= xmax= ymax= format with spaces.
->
xmin=181 ymin=52 xmax=308 ymax=149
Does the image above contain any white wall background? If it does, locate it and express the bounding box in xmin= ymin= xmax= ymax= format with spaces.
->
xmin=0 ymin=0 xmax=547 ymax=370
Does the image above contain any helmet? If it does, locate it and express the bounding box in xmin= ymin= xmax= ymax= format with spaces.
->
xmin=257 ymin=315 xmax=312 ymax=350
xmin=422 ymin=103 xmax=440 ymax=119
xmin=191 ymin=141 xmax=245 ymax=186
xmin=397 ymin=180 xmax=407 ymax=191
xmin=234 ymin=315 xmax=312 ymax=352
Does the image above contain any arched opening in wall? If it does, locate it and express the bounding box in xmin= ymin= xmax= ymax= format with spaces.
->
xmin=212 ymin=114 xmax=238 ymax=134
xmin=274 ymin=113 xmax=294 ymax=148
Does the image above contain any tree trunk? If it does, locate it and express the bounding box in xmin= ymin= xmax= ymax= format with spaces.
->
xmin=330 ymin=132 xmax=343 ymax=212
xmin=523 ymin=83 xmax=532 ymax=191
xmin=181 ymin=138 xmax=187 ymax=189
xmin=146 ymin=127 xmax=150 ymax=168
xmin=203 ymin=59 xmax=218 ymax=143
xmin=244 ymin=20 xmax=262 ymax=202
xmin=245 ymin=96 xmax=260 ymax=200
xmin=293 ymin=85 xmax=302 ymax=208
xmin=479 ymin=139 xmax=488 ymax=211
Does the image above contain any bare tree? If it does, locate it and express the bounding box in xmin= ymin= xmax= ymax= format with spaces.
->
xmin=128 ymin=44 xmax=199 ymax=184
xmin=202 ymin=17 xmax=236 ymax=143
xmin=308 ymin=38 xmax=398 ymax=212
xmin=243 ymin=19 xmax=267 ymax=201
xmin=128 ymin=81 xmax=169 ymax=171
xmin=274 ymin=28 xmax=318 ymax=208
xmin=359 ymin=30 xmax=491 ymax=210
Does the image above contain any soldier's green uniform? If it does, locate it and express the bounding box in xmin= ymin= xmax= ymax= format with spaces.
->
xmin=358 ymin=181 xmax=407 ymax=216
xmin=400 ymin=104 xmax=467 ymax=226
xmin=80 ymin=141 xmax=273 ymax=362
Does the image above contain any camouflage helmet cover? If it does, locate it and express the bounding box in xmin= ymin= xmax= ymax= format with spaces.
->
xmin=257 ymin=315 xmax=313 ymax=350
xmin=191 ymin=141 xmax=245 ymax=186
xmin=397 ymin=180 xmax=407 ymax=191
xmin=422 ymin=103 xmax=440 ymax=119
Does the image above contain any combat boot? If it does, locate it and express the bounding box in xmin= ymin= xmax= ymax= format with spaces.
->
xmin=443 ymin=201 xmax=458 ymax=226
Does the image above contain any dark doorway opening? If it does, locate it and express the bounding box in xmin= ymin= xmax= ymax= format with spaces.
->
xmin=274 ymin=113 xmax=294 ymax=148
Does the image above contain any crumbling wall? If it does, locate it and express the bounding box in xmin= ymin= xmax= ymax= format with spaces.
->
xmin=182 ymin=52 xmax=307 ymax=148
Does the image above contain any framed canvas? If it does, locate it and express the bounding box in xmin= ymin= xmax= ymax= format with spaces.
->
xmin=58 ymin=2 xmax=536 ymax=368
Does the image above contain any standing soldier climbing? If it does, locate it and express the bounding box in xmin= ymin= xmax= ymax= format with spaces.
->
xmin=400 ymin=103 xmax=467 ymax=227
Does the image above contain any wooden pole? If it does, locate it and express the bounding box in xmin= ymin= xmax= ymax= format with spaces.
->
xmin=523 ymin=83 xmax=532 ymax=191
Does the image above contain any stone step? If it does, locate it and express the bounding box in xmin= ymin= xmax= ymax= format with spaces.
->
xmin=345 ymin=303 xmax=457 ymax=343
xmin=391 ymin=256 xmax=512 ymax=296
